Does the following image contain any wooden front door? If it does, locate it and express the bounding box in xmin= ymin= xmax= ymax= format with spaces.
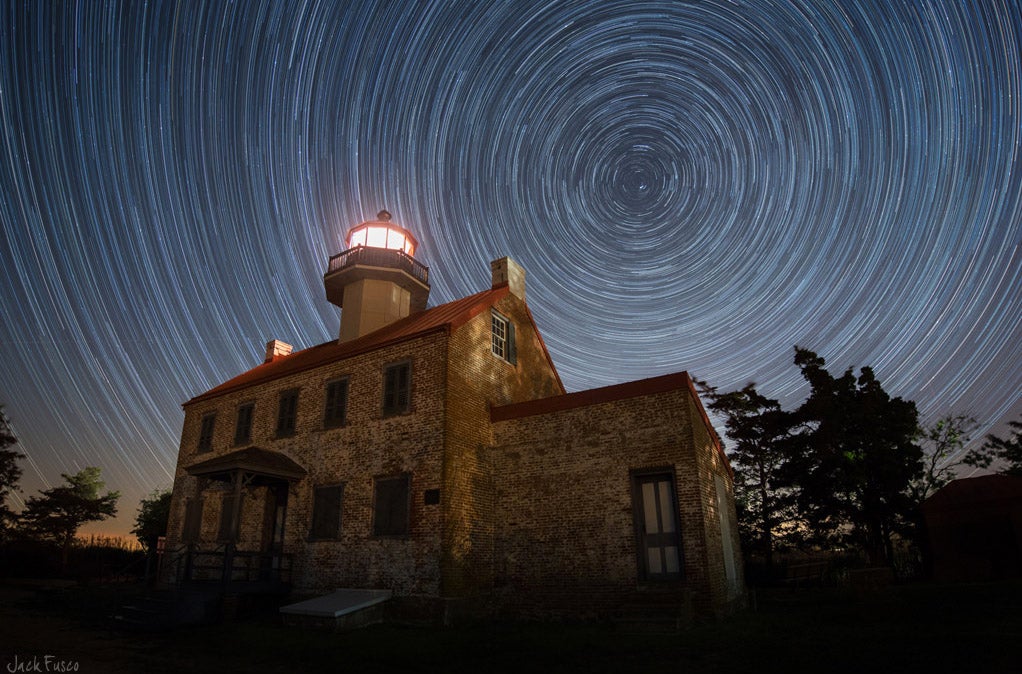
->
xmin=634 ymin=473 xmax=682 ymax=580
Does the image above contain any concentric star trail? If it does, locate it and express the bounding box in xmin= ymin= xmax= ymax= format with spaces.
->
xmin=1 ymin=0 xmax=1020 ymax=535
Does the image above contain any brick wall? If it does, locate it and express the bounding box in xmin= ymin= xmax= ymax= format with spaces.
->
xmin=165 ymin=331 xmax=449 ymax=595
xmin=488 ymin=382 xmax=742 ymax=619
xmin=441 ymin=294 xmax=563 ymax=596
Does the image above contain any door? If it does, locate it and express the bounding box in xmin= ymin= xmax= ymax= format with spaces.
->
xmin=634 ymin=473 xmax=682 ymax=580
xmin=261 ymin=485 xmax=287 ymax=553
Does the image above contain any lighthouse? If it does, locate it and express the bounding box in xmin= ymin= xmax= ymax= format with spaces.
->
xmin=323 ymin=210 xmax=431 ymax=342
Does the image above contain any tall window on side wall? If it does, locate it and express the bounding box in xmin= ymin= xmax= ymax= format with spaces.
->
xmin=632 ymin=470 xmax=683 ymax=581
xmin=491 ymin=311 xmax=517 ymax=364
xmin=197 ymin=413 xmax=216 ymax=453
xmin=373 ymin=474 xmax=411 ymax=537
xmin=233 ymin=402 xmax=255 ymax=445
xmin=382 ymin=361 xmax=411 ymax=416
xmin=276 ymin=388 xmax=299 ymax=437
xmin=309 ymin=484 xmax=344 ymax=540
xmin=323 ymin=378 xmax=349 ymax=428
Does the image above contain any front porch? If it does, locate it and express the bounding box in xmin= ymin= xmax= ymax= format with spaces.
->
xmin=163 ymin=445 xmax=307 ymax=597
xmin=162 ymin=543 xmax=295 ymax=594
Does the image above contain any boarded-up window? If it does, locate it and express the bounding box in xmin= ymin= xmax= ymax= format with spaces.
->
xmin=310 ymin=484 xmax=344 ymax=539
xmin=182 ymin=497 xmax=203 ymax=543
xmin=324 ymin=379 xmax=349 ymax=428
xmin=234 ymin=402 xmax=254 ymax=445
xmin=382 ymin=362 xmax=411 ymax=415
xmin=197 ymin=414 xmax=216 ymax=453
xmin=373 ymin=474 xmax=411 ymax=537
xmin=276 ymin=389 xmax=299 ymax=437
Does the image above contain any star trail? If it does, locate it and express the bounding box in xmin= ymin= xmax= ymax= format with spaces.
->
xmin=1 ymin=0 xmax=1020 ymax=536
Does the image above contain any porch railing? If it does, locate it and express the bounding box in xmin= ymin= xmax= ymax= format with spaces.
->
xmin=325 ymin=246 xmax=429 ymax=285
xmin=163 ymin=544 xmax=294 ymax=588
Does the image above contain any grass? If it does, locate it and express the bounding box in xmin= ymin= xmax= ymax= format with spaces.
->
xmin=1 ymin=581 xmax=1020 ymax=673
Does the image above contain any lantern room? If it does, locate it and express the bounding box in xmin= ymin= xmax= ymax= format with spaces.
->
xmin=345 ymin=210 xmax=417 ymax=256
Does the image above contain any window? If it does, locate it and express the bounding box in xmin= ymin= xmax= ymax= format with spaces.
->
xmin=382 ymin=361 xmax=411 ymax=416
xmin=491 ymin=311 xmax=517 ymax=364
xmin=373 ymin=474 xmax=411 ymax=537
xmin=632 ymin=471 xmax=683 ymax=581
xmin=309 ymin=484 xmax=344 ymax=540
xmin=234 ymin=402 xmax=254 ymax=445
xmin=197 ymin=414 xmax=216 ymax=453
xmin=182 ymin=497 xmax=203 ymax=543
xmin=324 ymin=378 xmax=349 ymax=428
xmin=276 ymin=389 xmax=299 ymax=437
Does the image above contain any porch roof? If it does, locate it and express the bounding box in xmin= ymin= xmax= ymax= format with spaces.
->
xmin=185 ymin=446 xmax=307 ymax=482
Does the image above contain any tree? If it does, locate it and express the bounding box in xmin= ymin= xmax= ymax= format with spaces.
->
xmin=0 ymin=405 xmax=25 ymax=542
xmin=788 ymin=348 xmax=923 ymax=566
xmin=978 ymin=416 xmax=1022 ymax=476
xmin=19 ymin=467 xmax=120 ymax=572
xmin=132 ymin=489 xmax=171 ymax=553
xmin=909 ymin=414 xmax=977 ymax=504
xmin=697 ymin=381 xmax=795 ymax=567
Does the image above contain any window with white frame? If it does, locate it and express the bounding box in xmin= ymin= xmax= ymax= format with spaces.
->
xmin=491 ymin=311 xmax=516 ymax=364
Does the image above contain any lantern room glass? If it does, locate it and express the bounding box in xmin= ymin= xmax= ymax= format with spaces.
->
xmin=346 ymin=224 xmax=414 ymax=255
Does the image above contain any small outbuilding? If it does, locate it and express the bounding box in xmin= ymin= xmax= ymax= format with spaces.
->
xmin=920 ymin=474 xmax=1022 ymax=582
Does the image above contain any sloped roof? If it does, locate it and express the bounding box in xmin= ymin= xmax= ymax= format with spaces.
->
xmin=921 ymin=473 xmax=1022 ymax=513
xmin=185 ymin=446 xmax=307 ymax=481
xmin=186 ymin=285 xmax=510 ymax=405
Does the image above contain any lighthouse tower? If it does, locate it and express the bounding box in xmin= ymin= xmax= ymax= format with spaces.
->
xmin=323 ymin=210 xmax=431 ymax=342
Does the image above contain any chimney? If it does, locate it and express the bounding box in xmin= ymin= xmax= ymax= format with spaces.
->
xmin=264 ymin=339 xmax=293 ymax=363
xmin=490 ymin=257 xmax=526 ymax=300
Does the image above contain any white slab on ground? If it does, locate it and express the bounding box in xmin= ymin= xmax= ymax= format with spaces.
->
xmin=279 ymin=589 xmax=392 ymax=618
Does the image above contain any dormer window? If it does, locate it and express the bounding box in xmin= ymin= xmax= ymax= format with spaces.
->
xmin=491 ymin=311 xmax=517 ymax=365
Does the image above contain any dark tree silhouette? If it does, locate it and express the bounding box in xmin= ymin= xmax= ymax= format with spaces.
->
xmin=788 ymin=348 xmax=922 ymax=566
xmin=132 ymin=488 xmax=171 ymax=553
xmin=0 ymin=405 xmax=25 ymax=542
xmin=19 ymin=467 xmax=120 ymax=572
xmin=909 ymin=414 xmax=977 ymax=504
xmin=697 ymin=381 xmax=796 ymax=568
xmin=978 ymin=417 xmax=1022 ymax=476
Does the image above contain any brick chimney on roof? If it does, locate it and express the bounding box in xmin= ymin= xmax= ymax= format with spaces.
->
xmin=490 ymin=257 xmax=525 ymax=300
xmin=264 ymin=339 xmax=293 ymax=363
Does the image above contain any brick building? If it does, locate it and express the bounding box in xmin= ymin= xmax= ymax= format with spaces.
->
xmin=163 ymin=211 xmax=744 ymax=621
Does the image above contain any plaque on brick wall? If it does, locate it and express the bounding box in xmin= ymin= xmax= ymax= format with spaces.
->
xmin=424 ymin=489 xmax=441 ymax=505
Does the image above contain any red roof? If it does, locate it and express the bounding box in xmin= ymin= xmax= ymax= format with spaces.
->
xmin=186 ymin=285 xmax=511 ymax=405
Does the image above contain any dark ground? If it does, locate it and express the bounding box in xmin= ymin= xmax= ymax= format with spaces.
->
xmin=1 ymin=580 xmax=1019 ymax=673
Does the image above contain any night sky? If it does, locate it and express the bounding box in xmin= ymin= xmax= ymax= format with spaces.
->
xmin=2 ymin=0 xmax=1020 ymax=536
